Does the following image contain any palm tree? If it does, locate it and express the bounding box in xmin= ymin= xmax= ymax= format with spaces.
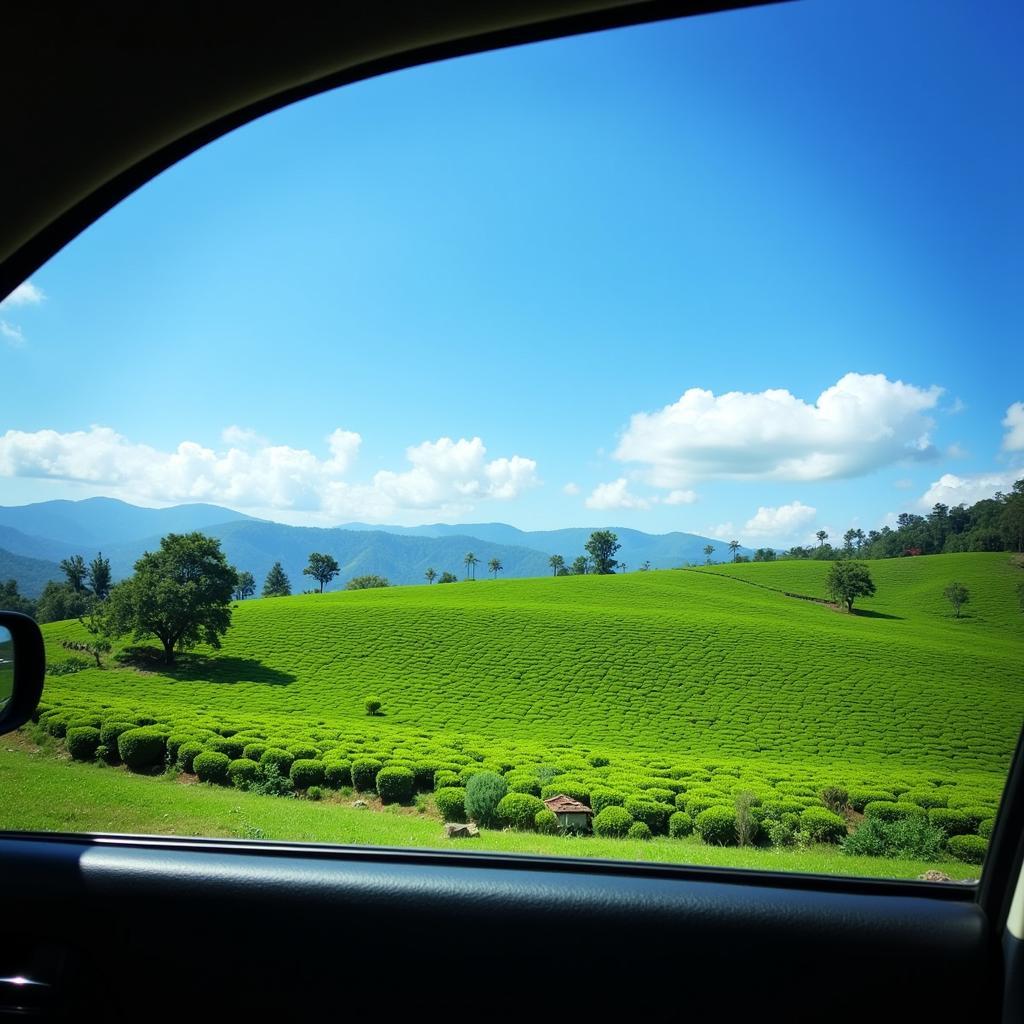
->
xmin=464 ymin=552 xmax=479 ymax=580
xmin=728 ymin=540 xmax=740 ymax=562
xmin=619 ymin=562 xmax=627 ymax=573
xmin=488 ymin=557 xmax=502 ymax=579
xmin=816 ymin=530 xmax=828 ymax=548
xmin=703 ymin=544 xmax=714 ymax=565
xmin=425 ymin=567 xmax=437 ymax=585
xmin=549 ymin=554 xmax=565 ymax=577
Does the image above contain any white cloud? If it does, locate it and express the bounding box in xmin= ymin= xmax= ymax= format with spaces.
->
xmin=919 ymin=471 xmax=1021 ymax=508
xmin=709 ymin=523 xmax=735 ymax=540
xmin=584 ymin=478 xmax=650 ymax=510
xmin=946 ymin=397 xmax=966 ymax=415
xmin=1003 ymin=402 xmax=1024 ymax=452
xmin=893 ymin=478 xmax=914 ymax=490
xmin=221 ymin=425 xmax=267 ymax=447
xmin=663 ymin=488 xmax=697 ymax=505
xmin=0 ymin=281 xmax=44 ymax=308
xmin=614 ymin=372 xmax=943 ymax=487
xmin=742 ymin=500 xmax=817 ymax=540
xmin=1 ymin=321 xmax=25 ymax=346
xmin=0 ymin=426 xmax=538 ymax=522
xmin=562 ymin=482 xmax=581 ymax=496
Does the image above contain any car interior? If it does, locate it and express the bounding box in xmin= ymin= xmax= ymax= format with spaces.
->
xmin=2 ymin=2 xmax=1022 ymax=1019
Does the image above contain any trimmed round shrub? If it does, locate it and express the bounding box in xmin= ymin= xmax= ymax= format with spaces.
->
xmin=497 ymin=793 xmax=545 ymax=830
xmin=979 ymin=818 xmax=995 ymax=839
xmin=365 ymin=696 xmax=382 ymax=716
xmin=505 ymin=775 xmax=542 ymax=797
xmin=435 ymin=787 xmax=467 ymax=823
xmin=900 ymin=789 xmax=947 ymax=810
xmin=800 ymin=806 xmax=846 ymax=844
xmin=627 ymin=821 xmax=653 ymax=841
xmin=43 ymin=714 xmax=69 ymax=738
xmin=290 ymin=759 xmax=327 ymax=790
xmin=117 ymin=728 xmax=167 ymax=771
xmin=848 ymin=789 xmax=896 ymax=812
xmin=928 ymin=808 xmax=976 ymax=838
xmin=324 ymin=761 xmax=352 ymax=789
xmin=412 ymin=763 xmax=437 ymax=792
xmin=588 ymin=754 xmax=610 ymax=768
xmin=669 ymin=811 xmax=693 ymax=838
xmin=193 ymin=750 xmax=231 ymax=785
xmin=99 ymin=720 xmax=136 ymax=749
xmin=207 ymin=736 xmax=246 ymax=759
xmin=820 ymin=786 xmax=849 ymax=814
xmin=640 ymin=787 xmax=676 ymax=805
xmin=177 ymin=741 xmax=205 ymax=773
xmin=66 ymin=726 xmax=101 ymax=761
xmin=376 ymin=765 xmax=415 ymax=804
xmin=288 ymin=744 xmax=320 ymax=761
xmin=466 ymin=771 xmax=508 ymax=828
xmin=946 ymin=792 xmax=998 ymax=810
xmin=307 ymin=786 xmax=323 ymax=801
xmin=434 ymin=769 xmax=461 ymax=791
xmin=259 ymin=748 xmax=295 ymax=776
xmin=684 ymin=794 xmax=725 ymax=818
xmin=695 ymin=806 xmax=738 ymax=846
xmin=66 ymin=715 xmax=102 ymax=729
xmin=623 ymin=797 xmax=673 ymax=836
xmin=459 ymin=765 xmax=486 ymax=787
xmin=535 ymin=809 xmax=559 ymax=834
xmin=946 ymin=834 xmax=988 ymax=865
xmin=591 ymin=789 xmax=626 ymax=815
xmin=593 ymin=805 xmax=633 ymax=838
xmin=242 ymin=742 xmax=268 ymax=762
xmin=228 ymin=757 xmax=259 ymax=788
xmin=352 ymin=758 xmax=383 ymax=792
xmin=863 ymin=801 xmax=926 ymax=824
xmin=957 ymin=806 xmax=998 ymax=830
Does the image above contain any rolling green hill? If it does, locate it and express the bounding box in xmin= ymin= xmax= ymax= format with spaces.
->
xmin=34 ymin=553 xmax=1023 ymax=813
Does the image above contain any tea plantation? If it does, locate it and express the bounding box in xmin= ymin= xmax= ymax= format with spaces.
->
xmin=20 ymin=552 xmax=1024 ymax=867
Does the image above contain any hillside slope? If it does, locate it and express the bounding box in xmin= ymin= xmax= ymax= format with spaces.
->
xmin=40 ymin=553 xmax=1023 ymax=776
xmin=0 ymin=547 xmax=60 ymax=597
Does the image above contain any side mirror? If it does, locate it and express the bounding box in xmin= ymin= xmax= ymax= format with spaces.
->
xmin=0 ymin=611 xmax=45 ymax=735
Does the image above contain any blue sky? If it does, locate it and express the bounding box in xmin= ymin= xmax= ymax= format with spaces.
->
xmin=1 ymin=0 xmax=1022 ymax=544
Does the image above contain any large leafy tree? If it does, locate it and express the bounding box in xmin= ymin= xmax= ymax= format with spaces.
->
xmin=233 ymin=571 xmax=256 ymax=600
xmin=346 ymin=574 xmax=389 ymax=590
xmin=571 ymin=555 xmax=590 ymax=575
xmin=262 ymin=561 xmax=291 ymax=597
xmin=825 ymin=560 xmax=876 ymax=613
xmin=59 ymin=554 xmax=88 ymax=592
xmin=0 ymin=579 xmax=36 ymax=618
xmin=584 ymin=530 xmax=620 ymax=574
xmin=88 ymin=552 xmax=112 ymax=600
xmin=103 ymin=532 xmax=239 ymax=664
xmin=35 ymin=581 xmax=91 ymax=624
xmin=303 ymin=552 xmax=340 ymax=593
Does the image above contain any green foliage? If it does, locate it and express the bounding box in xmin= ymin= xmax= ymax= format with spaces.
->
xmin=248 ymin=762 xmax=294 ymax=797
xmin=825 ymin=560 xmax=876 ymax=612
xmin=287 ymin=743 xmax=320 ymax=761
xmin=864 ymin=801 xmax=926 ymax=824
xmin=99 ymin=721 xmax=136 ymax=749
xmin=365 ymin=696 xmax=383 ymax=716
xmin=176 ymin=741 xmax=205 ymax=773
xmin=207 ymin=736 xmax=246 ymax=759
xmin=669 ymin=811 xmax=693 ymax=838
xmin=695 ymin=806 xmax=738 ymax=846
xmin=943 ymin=581 xmax=970 ymax=618
xmin=193 ymin=751 xmax=231 ymax=785
xmin=307 ymin=786 xmax=323 ymax=801
xmin=233 ymin=572 xmax=256 ymax=601
xmin=228 ymin=758 xmax=260 ymax=788
xmin=623 ymin=796 xmax=672 ymax=835
xmin=242 ymin=742 xmax=268 ymax=762
xmin=591 ymin=789 xmax=625 ymax=815
xmin=324 ymin=761 xmax=352 ymax=789
xmin=103 ymin=532 xmax=238 ymax=664
xmin=303 ymin=552 xmax=340 ymax=593
xmin=259 ymin=748 xmax=295 ymax=776
xmin=465 ymin=771 xmax=508 ymax=828
xmin=593 ymin=805 xmax=634 ymax=838
xmin=505 ymin=774 xmax=542 ymax=797
xmin=927 ymin=808 xmax=976 ymax=837
xmin=945 ymin=834 xmax=988 ymax=865
xmin=585 ymin=530 xmax=620 ymax=575
xmin=435 ymin=787 xmax=467 ymax=823
xmin=820 ymin=786 xmax=849 ymax=814
xmin=535 ymin=808 xmax=559 ymax=834
xmin=375 ymin=765 xmax=415 ymax=804
xmin=351 ymin=758 xmax=383 ymax=792
xmin=842 ymin=817 xmax=945 ymax=859
xmin=540 ymin=781 xmax=592 ymax=807
xmin=35 ymin=581 xmax=92 ymax=624
xmin=262 ymin=562 xmax=291 ymax=598
xmin=800 ymin=806 xmax=847 ymax=844
xmin=627 ymin=821 xmax=653 ymax=841
xmin=66 ymin=726 xmax=101 ymax=761
xmin=496 ymin=792 xmax=545 ymax=830
xmin=346 ymin=575 xmax=390 ymax=590
xmin=290 ymin=759 xmax=327 ymax=790
xmin=848 ymin=789 xmax=897 ymax=812
xmin=901 ymin=789 xmax=947 ymax=809
xmin=117 ymin=728 xmax=167 ymax=771
xmin=978 ymin=818 xmax=995 ymax=839
xmin=438 ymin=571 xmax=458 ymax=584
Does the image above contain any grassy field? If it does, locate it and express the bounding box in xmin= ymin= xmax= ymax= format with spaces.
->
xmin=15 ymin=551 xmax=1024 ymax=872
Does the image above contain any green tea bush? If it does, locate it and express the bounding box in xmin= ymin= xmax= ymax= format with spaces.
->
xmin=288 ymin=744 xmax=320 ymax=761
xmin=259 ymin=748 xmax=295 ymax=776
xmin=842 ymin=817 xmax=944 ymax=859
xmin=820 ymin=786 xmax=849 ymax=815
xmin=250 ymin=763 xmax=295 ymax=797
xmin=290 ymin=759 xmax=327 ymax=790
xmin=433 ymin=769 xmax=461 ymax=791
xmin=901 ymin=789 xmax=947 ymax=809
xmin=848 ymin=789 xmax=896 ymax=812
xmin=177 ymin=741 xmax=204 ymax=773
xmin=623 ymin=797 xmax=673 ymax=835
xmin=684 ymin=794 xmax=724 ymax=818
xmin=640 ymin=787 xmax=676 ymax=805
xmin=946 ymin=834 xmax=987 ymax=865
xmin=207 ymin=736 xmax=246 ymax=759
xmin=627 ymin=821 xmax=653 ymax=841
xmin=193 ymin=751 xmax=231 ymax=785
xmin=669 ymin=811 xmax=693 ymax=838
xmin=591 ymin=790 xmax=626 ymax=815
xmin=978 ymin=818 xmax=995 ymax=839
xmin=228 ymin=758 xmax=259 ymax=788
xmin=588 ymin=754 xmax=610 ymax=768
xmin=505 ymin=774 xmax=542 ymax=797
xmin=242 ymin=742 xmax=268 ymax=762
xmin=800 ymin=807 xmax=846 ymax=844
xmin=435 ymin=787 xmax=467 ymax=823
xmin=307 ymin=786 xmax=323 ymax=801
xmin=535 ymin=809 xmax=559 ymax=834
xmin=412 ymin=764 xmax=437 ymax=792
xmin=593 ymin=805 xmax=633 ymax=838
xmin=466 ymin=772 xmax=508 ymax=828
xmin=43 ymin=714 xmax=69 ymax=738
xmin=117 ymin=728 xmax=167 ymax=771
xmin=695 ymin=806 xmax=738 ymax=846
xmin=957 ymin=806 xmax=997 ymax=830
xmin=324 ymin=761 xmax=352 ymax=789
xmin=352 ymin=758 xmax=383 ymax=792
xmin=66 ymin=726 xmax=101 ymax=762
xmin=497 ymin=793 xmax=545 ymax=830
xmin=376 ymin=766 xmax=415 ymax=804
xmin=927 ymin=808 xmax=976 ymax=837
xmin=863 ymin=801 xmax=926 ymax=824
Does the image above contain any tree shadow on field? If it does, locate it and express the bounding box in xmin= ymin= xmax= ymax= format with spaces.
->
xmin=851 ymin=609 xmax=903 ymax=621
xmin=114 ymin=647 xmax=296 ymax=685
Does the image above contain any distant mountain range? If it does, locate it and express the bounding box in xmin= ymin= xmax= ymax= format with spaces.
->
xmin=0 ymin=497 xmax=751 ymax=595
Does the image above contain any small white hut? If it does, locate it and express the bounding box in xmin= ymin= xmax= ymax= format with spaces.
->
xmin=543 ymin=794 xmax=594 ymax=832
